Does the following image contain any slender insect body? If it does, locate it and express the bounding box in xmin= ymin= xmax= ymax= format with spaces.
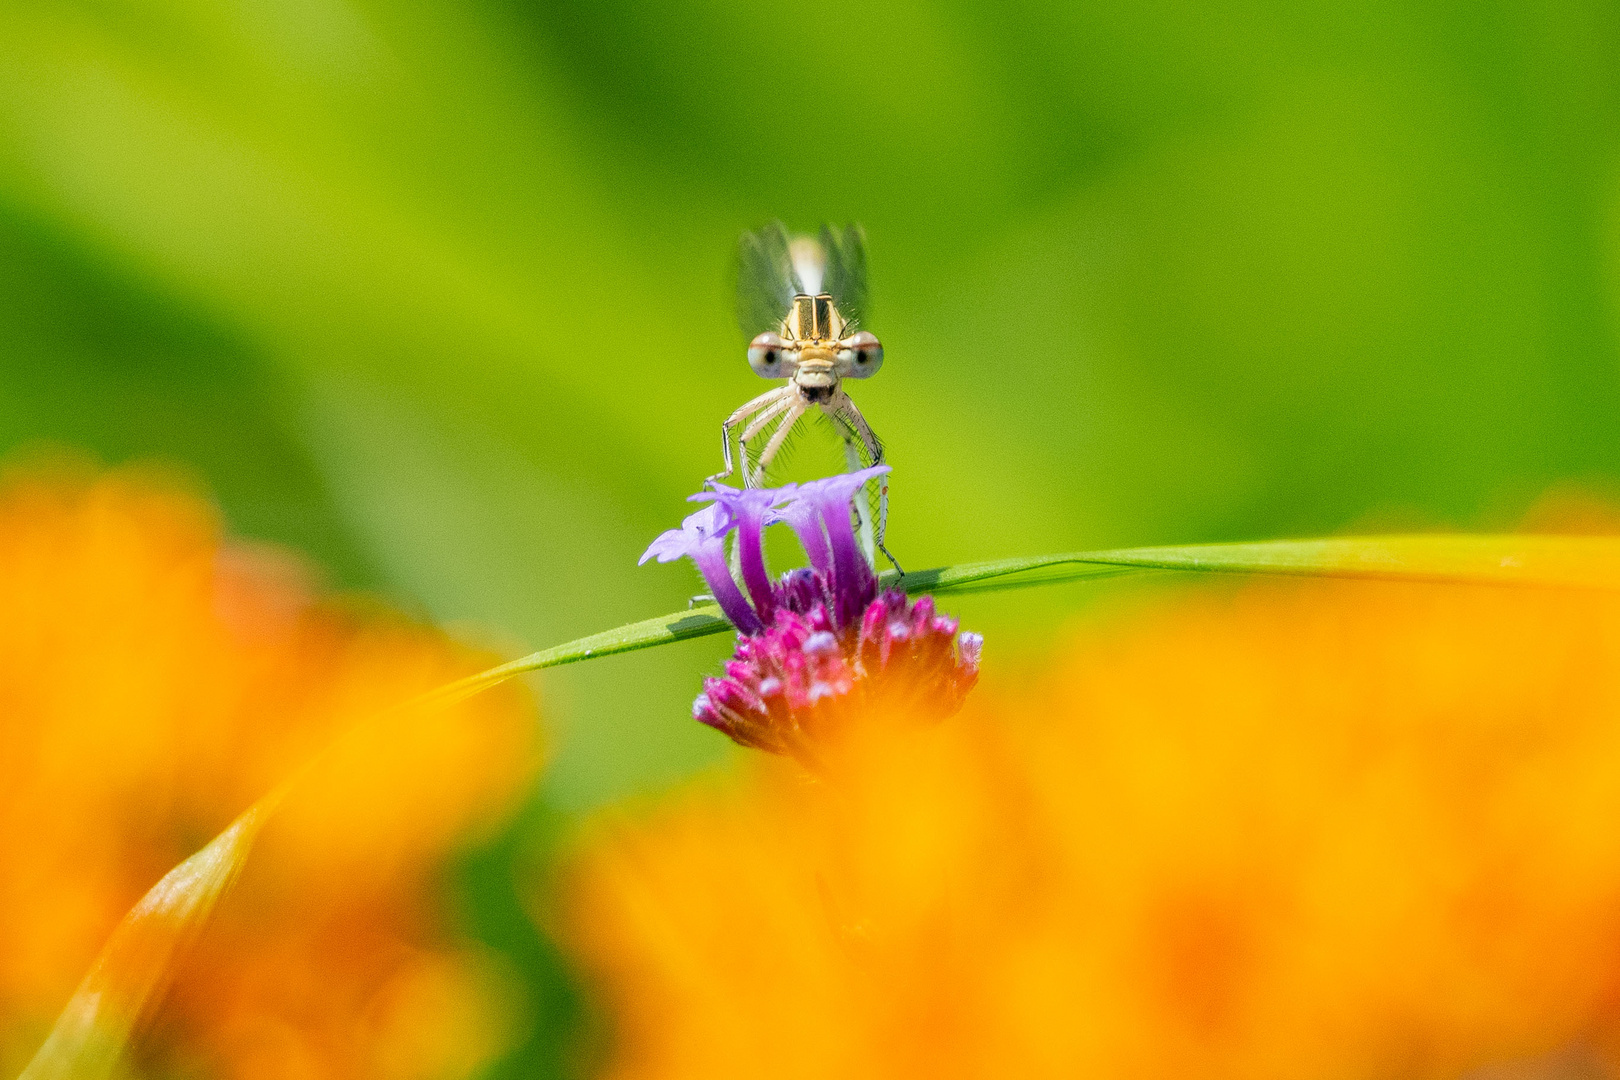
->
xmin=707 ymin=222 xmax=897 ymax=569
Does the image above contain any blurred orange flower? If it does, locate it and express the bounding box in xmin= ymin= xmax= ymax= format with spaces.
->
xmin=0 ymin=456 xmax=540 ymax=1079
xmin=562 ymin=574 xmax=1620 ymax=1079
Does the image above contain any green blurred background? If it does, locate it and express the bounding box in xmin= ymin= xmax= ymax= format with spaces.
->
xmin=2 ymin=0 xmax=1617 ymax=1071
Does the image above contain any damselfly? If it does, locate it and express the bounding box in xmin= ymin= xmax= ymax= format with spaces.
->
xmin=707 ymin=221 xmax=898 ymax=568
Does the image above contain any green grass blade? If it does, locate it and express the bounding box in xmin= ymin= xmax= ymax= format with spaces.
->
xmin=469 ymin=534 xmax=1620 ymax=683
xmin=891 ymin=534 xmax=1620 ymax=595
xmin=411 ymin=604 xmax=730 ymax=710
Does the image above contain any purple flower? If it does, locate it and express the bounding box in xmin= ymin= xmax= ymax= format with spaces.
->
xmin=638 ymin=503 xmax=763 ymax=635
xmin=688 ymin=485 xmax=793 ymax=625
xmin=644 ymin=467 xmax=982 ymax=769
xmin=768 ymin=467 xmax=886 ymax=628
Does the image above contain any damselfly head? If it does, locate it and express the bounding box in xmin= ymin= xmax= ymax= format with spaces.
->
xmin=746 ymin=292 xmax=880 ymax=384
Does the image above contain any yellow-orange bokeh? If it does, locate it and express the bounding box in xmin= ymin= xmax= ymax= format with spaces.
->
xmin=565 ymin=576 xmax=1620 ymax=1079
xmin=0 ymin=457 xmax=540 ymax=1079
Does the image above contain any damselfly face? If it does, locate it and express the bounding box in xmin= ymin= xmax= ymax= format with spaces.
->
xmin=710 ymin=221 xmax=898 ymax=569
xmin=738 ymin=225 xmax=884 ymax=402
xmin=747 ymin=325 xmax=883 ymax=385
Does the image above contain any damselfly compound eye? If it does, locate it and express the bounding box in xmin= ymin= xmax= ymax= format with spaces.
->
xmin=837 ymin=331 xmax=883 ymax=378
xmin=748 ymin=332 xmax=795 ymax=377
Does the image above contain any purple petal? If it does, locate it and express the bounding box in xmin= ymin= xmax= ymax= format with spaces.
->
xmin=640 ymin=500 xmax=765 ymax=633
xmin=769 ymin=500 xmax=833 ymax=574
xmin=787 ymin=465 xmax=891 ymax=509
xmin=638 ymin=503 xmax=731 ymax=565
xmin=692 ymin=485 xmax=795 ymax=622
xmin=689 ymin=544 xmax=764 ymax=635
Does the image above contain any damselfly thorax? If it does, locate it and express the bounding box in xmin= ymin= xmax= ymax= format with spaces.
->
xmin=706 ymin=222 xmax=896 ymax=569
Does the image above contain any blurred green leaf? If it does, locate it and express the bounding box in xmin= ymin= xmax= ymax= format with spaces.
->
xmin=0 ymin=203 xmax=378 ymax=584
xmin=3 ymin=0 xmax=1618 ymax=808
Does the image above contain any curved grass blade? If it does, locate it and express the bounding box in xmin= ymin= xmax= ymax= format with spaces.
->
xmin=412 ymin=604 xmax=729 ymax=710
xmin=14 ymin=609 xmax=732 ymax=1078
xmin=19 ymin=792 xmax=284 ymax=1080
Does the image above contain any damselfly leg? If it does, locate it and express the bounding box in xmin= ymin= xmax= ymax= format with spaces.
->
xmin=828 ymin=392 xmax=899 ymax=573
xmin=706 ymin=384 xmax=795 ymax=489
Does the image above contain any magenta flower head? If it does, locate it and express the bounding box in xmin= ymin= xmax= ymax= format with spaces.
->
xmin=643 ymin=467 xmax=983 ymax=770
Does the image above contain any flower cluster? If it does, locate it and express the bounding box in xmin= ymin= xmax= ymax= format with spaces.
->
xmin=566 ymin=571 xmax=1620 ymax=1080
xmin=641 ymin=467 xmax=982 ymax=767
xmin=0 ymin=462 xmax=535 ymax=1078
